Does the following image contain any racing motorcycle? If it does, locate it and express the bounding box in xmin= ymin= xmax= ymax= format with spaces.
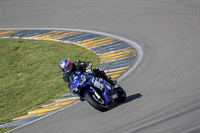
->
xmin=69 ymin=69 xmax=126 ymax=112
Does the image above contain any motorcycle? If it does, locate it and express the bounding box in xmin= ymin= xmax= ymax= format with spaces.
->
xmin=69 ymin=69 xmax=126 ymax=112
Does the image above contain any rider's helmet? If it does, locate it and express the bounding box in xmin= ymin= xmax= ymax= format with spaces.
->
xmin=59 ymin=58 xmax=73 ymax=75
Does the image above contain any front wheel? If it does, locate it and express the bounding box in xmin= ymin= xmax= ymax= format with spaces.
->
xmin=115 ymin=85 xmax=126 ymax=103
xmin=85 ymin=93 xmax=108 ymax=112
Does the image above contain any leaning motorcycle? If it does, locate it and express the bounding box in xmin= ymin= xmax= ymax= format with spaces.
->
xmin=69 ymin=69 xmax=126 ymax=112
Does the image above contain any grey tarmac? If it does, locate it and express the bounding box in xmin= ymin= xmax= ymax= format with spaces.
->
xmin=1 ymin=0 xmax=200 ymax=132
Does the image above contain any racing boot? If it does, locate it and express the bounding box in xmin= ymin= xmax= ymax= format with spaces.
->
xmin=105 ymin=75 xmax=119 ymax=90
xmin=93 ymin=67 xmax=118 ymax=89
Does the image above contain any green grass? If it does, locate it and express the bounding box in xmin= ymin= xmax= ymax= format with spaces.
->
xmin=0 ymin=126 xmax=17 ymax=133
xmin=0 ymin=38 xmax=100 ymax=127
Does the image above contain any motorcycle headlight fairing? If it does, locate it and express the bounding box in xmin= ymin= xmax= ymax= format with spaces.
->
xmin=71 ymin=87 xmax=78 ymax=93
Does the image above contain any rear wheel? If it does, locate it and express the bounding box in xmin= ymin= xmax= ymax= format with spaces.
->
xmin=85 ymin=93 xmax=108 ymax=112
xmin=115 ymin=85 xmax=126 ymax=103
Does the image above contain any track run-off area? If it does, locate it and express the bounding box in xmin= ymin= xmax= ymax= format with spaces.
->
xmin=1 ymin=0 xmax=200 ymax=133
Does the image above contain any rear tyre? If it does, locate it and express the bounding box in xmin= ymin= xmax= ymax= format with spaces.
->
xmin=115 ymin=86 xmax=126 ymax=103
xmin=85 ymin=93 xmax=108 ymax=112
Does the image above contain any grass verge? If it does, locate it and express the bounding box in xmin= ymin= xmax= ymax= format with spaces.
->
xmin=0 ymin=126 xmax=18 ymax=133
xmin=0 ymin=38 xmax=100 ymax=127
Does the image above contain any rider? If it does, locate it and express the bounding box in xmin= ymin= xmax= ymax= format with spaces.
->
xmin=59 ymin=58 xmax=117 ymax=93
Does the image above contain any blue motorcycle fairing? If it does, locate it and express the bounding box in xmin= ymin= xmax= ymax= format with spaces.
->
xmin=69 ymin=70 xmax=82 ymax=90
xmin=83 ymin=89 xmax=95 ymax=96
xmin=85 ymin=76 xmax=115 ymax=104
xmin=69 ymin=70 xmax=115 ymax=104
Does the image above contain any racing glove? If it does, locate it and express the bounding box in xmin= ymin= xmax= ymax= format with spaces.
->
xmin=86 ymin=63 xmax=93 ymax=73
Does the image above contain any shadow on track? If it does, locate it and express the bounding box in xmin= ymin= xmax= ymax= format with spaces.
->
xmin=108 ymin=93 xmax=142 ymax=111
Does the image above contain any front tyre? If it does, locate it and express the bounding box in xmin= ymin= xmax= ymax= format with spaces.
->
xmin=85 ymin=93 xmax=108 ymax=112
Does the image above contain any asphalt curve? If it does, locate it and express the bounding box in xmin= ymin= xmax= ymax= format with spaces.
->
xmin=1 ymin=0 xmax=200 ymax=133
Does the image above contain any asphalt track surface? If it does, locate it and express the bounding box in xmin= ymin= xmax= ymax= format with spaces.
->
xmin=1 ymin=0 xmax=200 ymax=133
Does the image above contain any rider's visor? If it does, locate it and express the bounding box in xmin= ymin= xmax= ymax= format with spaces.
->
xmin=63 ymin=66 xmax=70 ymax=72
